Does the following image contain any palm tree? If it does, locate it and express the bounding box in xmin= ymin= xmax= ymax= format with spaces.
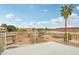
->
xmin=60 ymin=5 xmax=74 ymax=42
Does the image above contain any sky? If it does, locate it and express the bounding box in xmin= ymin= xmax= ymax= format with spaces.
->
xmin=0 ymin=4 xmax=79 ymax=28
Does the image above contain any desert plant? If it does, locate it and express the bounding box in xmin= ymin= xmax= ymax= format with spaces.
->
xmin=60 ymin=5 xmax=74 ymax=42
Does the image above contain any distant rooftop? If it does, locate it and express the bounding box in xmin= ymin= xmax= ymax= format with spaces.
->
xmin=0 ymin=26 xmax=7 ymax=32
xmin=55 ymin=27 xmax=79 ymax=29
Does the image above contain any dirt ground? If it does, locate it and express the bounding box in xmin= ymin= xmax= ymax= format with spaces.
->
xmin=43 ymin=34 xmax=79 ymax=48
xmin=43 ymin=35 xmax=64 ymax=43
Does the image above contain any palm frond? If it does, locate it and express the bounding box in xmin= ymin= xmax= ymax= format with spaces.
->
xmin=60 ymin=5 xmax=74 ymax=17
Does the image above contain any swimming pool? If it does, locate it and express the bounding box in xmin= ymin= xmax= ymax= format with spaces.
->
xmin=52 ymin=34 xmax=64 ymax=38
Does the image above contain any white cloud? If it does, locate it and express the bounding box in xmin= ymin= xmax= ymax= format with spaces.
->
xmin=70 ymin=13 xmax=78 ymax=17
xmin=24 ymin=13 xmax=79 ymax=28
xmin=27 ymin=21 xmax=49 ymax=26
xmin=76 ymin=6 xmax=79 ymax=10
xmin=5 ymin=13 xmax=14 ymax=19
xmin=51 ymin=17 xmax=64 ymax=24
xmin=4 ymin=12 xmax=79 ymax=28
xmin=19 ymin=18 xmax=64 ymax=28
xmin=14 ymin=18 xmax=22 ymax=21
xmin=37 ymin=21 xmax=49 ymax=24
xmin=5 ymin=13 xmax=22 ymax=22
xmin=69 ymin=13 xmax=79 ymax=22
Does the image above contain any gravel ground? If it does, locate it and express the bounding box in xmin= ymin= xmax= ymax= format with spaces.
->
xmin=2 ymin=42 xmax=79 ymax=55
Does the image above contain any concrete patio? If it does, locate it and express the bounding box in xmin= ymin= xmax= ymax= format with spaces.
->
xmin=2 ymin=42 xmax=79 ymax=55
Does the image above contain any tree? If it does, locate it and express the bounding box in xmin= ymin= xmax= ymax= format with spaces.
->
xmin=60 ymin=5 xmax=74 ymax=42
xmin=1 ymin=24 xmax=7 ymax=28
xmin=1 ymin=24 xmax=17 ymax=32
xmin=7 ymin=25 xmax=17 ymax=32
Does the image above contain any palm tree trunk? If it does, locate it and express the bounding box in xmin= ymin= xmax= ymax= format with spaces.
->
xmin=64 ymin=18 xmax=68 ymax=42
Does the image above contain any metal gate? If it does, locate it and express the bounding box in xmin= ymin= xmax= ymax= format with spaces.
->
xmin=6 ymin=31 xmax=48 ymax=49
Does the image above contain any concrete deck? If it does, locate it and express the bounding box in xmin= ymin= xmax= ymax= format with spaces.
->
xmin=2 ymin=42 xmax=79 ymax=55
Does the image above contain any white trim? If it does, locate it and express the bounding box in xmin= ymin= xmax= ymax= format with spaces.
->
xmin=4 ymin=32 xmax=6 ymax=50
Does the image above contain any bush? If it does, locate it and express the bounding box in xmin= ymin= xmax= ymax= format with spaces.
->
xmin=7 ymin=25 xmax=17 ymax=32
xmin=64 ymin=33 xmax=71 ymax=42
xmin=64 ymin=33 xmax=67 ymax=42
xmin=0 ymin=44 xmax=5 ymax=54
xmin=1 ymin=24 xmax=17 ymax=32
xmin=68 ymin=33 xmax=71 ymax=40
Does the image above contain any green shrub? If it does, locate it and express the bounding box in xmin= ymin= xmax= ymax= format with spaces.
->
xmin=0 ymin=44 xmax=5 ymax=54
xmin=64 ymin=33 xmax=67 ymax=42
xmin=68 ymin=33 xmax=71 ymax=40
xmin=64 ymin=33 xmax=71 ymax=42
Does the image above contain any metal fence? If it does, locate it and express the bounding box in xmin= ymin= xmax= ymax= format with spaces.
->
xmin=1 ymin=31 xmax=79 ymax=50
xmin=5 ymin=31 xmax=48 ymax=49
xmin=67 ymin=33 xmax=79 ymax=47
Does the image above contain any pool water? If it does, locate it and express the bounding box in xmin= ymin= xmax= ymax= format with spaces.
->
xmin=52 ymin=34 xmax=64 ymax=38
